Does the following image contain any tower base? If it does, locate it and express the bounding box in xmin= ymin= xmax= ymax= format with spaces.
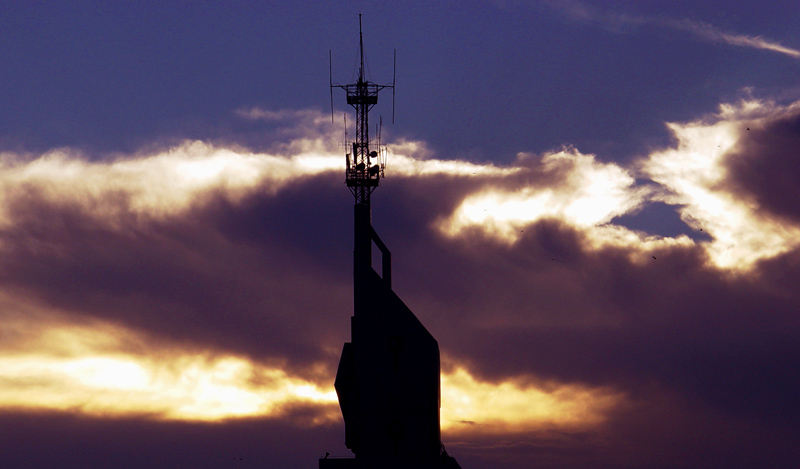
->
xmin=319 ymin=455 xmax=461 ymax=469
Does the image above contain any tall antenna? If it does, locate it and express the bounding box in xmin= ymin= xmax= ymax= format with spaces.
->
xmin=329 ymin=50 xmax=334 ymax=123
xmin=331 ymin=14 xmax=394 ymax=208
xmin=323 ymin=17 xmax=461 ymax=469
xmin=392 ymin=49 xmax=396 ymax=124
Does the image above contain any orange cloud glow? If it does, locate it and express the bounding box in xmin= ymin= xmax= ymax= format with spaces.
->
xmin=0 ymin=318 xmax=340 ymax=423
xmin=441 ymin=367 xmax=622 ymax=434
xmin=0 ymin=316 xmax=621 ymax=433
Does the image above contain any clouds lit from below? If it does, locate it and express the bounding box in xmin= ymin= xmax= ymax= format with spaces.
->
xmin=0 ymin=318 xmax=619 ymax=434
xmin=0 ymin=100 xmax=799 ymax=467
xmin=435 ymin=99 xmax=800 ymax=271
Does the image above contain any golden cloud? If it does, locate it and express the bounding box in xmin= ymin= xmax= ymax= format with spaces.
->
xmin=0 ymin=314 xmax=621 ymax=432
xmin=432 ymin=99 xmax=800 ymax=271
xmin=0 ymin=316 xmax=340 ymax=423
xmin=642 ymin=99 xmax=800 ymax=270
xmin=0 ymin=142 xmax=341 ymax=225
xmin=1 ymin=102 xmax=797 ymax=436
xmin=438 ymin=149 xmax=648 ymax=239
xmin=441 ymin=367 xmax=622 ymax=434
xmin=433 ymin=147 xmax=690 ymax=261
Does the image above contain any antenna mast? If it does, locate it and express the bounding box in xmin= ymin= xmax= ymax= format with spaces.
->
xmin=331 ymin=14 xmax=394 ymax=208
xmin=323 ymin=17 xmax=461 ymax=469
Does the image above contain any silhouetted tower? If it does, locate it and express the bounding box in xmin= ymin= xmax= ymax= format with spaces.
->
xmin=321 ymin=15 xmax=460 ymax=469
xmin=335 ymin=16 xmax=390 ymax=209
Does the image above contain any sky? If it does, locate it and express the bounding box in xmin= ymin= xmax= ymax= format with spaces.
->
xmin=1 ymin=1 xmax=800 ymax=467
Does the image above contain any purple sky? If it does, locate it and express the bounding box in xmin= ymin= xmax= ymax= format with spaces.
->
xmin=1 ymin=1 xmax=800 ymax=467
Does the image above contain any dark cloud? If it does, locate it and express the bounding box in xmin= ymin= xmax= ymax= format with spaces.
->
xmin=0 ymin=0 xmax=798 ymax=465
xmin=0 ymin=409 xmax=343 ymax=469
xmin=410 ymin=219 xmax=800 ymax=422
xmin=0 ymin=173 xmax=354 ymax=380
xmin=724 ymin=110 xmax=800 ymax=224
xmin=1 ymin=104 xmax=800 ymax=466
xmin=371 ymin=172 xmax=800 ymax=465
xmin=443 ymin=386 xmax=800 ymax=468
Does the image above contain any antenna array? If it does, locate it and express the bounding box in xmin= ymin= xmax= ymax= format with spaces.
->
xmin=330 ymin=14 xmax=395 ymax=208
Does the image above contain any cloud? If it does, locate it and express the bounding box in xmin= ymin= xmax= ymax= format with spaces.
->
xmin=0 ymin=141 xmax=341 ymax=218
xmin=381 ymin=100 xmax=800 ymax=465
xmin=1 ymin=105 xmax=800 ymax=466
xmin=0 ymin=317 xmax=341 ymax=422
xmin=0 ymin=124 xmax=625 ymax=437
xmin=0 ymin=410 xmax=346 ymax=468
xmin=672 ymin=19 xmax=800 ymax=59
xmin=437 ymin=148 xmax=657 ymax=250
xmin=428 ymin=98 xmax=800 ymax=272
xmin=441 ymin=367 xmax=621 ymax=433
xmin=642 ymin=99 xmax=800 ymax=269
xmin=722 ymin=103 xmax=800 ymax=224
xmin=544 ymin=1 xmax=800 ymax=59
xmin=1 ymin=289 xmax=618 ymax=430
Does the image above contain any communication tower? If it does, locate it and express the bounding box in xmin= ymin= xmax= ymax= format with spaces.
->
xmin=322 ymin=15 xmax=461 ymax=469
xmin=330 ymin=15 xmax=394 ymax=209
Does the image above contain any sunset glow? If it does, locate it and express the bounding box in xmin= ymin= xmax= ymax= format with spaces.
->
xmin=643 ymin=100 xmax=800 ymax=270
xmin=0 ymin=320 xmax=341 ymax=422
xmin=439 ymin=149 xmax=647 ymax=243
xmin=0 ymin=143 xmax=344 ymax=224
xmin=440 ymin=368 xmax=620 ymax=433
xmin=0 ymin=320 xmax=619 ymax=433
xmin=3 ymin=3 xmax=800 ymax=467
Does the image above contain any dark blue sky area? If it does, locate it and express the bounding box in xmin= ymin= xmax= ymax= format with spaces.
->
xmin=1 ymin=1 xmax=798 ymax=162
